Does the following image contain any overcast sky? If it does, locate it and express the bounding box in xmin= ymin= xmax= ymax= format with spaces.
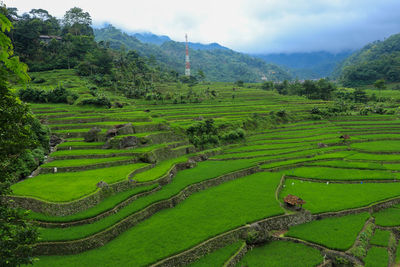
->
xmin=5 ymin=0 xmax=400 ymax=54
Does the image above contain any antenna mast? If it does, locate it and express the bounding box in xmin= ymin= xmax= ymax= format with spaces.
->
xmin=185 ymin=33 xmax=191 ymax=76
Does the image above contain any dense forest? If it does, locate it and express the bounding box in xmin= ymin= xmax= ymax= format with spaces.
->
xmin=5 ymin=7 xmax=190 ymax=102
xmin=94 ymin=25 xmax=292 ymax=82
xmin=335 ymin=33 xmax=400 ymax=86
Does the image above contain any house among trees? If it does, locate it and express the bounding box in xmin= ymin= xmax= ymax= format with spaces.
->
xmin=284 ymin=194 xmax=306 ymax=208
xmin=39 ymin=35 xmax=62 ymax=44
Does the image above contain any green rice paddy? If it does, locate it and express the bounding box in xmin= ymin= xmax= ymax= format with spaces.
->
xmin=286 ymin=212 xmax=370 ymax=250
xmin=10 ymin=79 xmax=400 ymax=266
xmin=236 ymin=241 xmax=323 ymax=267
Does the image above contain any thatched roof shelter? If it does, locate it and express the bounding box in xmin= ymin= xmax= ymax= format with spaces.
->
xmin=284 ymin=194 xmax=306 ymax=206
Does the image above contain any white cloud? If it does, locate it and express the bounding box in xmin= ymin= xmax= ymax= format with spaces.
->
xmin=5 ymin=0 xmax=400 ymax=53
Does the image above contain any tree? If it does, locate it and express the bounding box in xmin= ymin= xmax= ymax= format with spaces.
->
xmin=235 ymin=80 xmax=244 ymax=87
xmin=353 ymin=88 xmax=368 ymax=103
xmin=197 ymin=69 xmax=205 ymax=83
xmin=0 ymin=8 xmax=39 ymax=266
xmin=62 ymin=7 xmax=93 ymax=36
xmin=373 ymin=79 xmax=386 ymax=91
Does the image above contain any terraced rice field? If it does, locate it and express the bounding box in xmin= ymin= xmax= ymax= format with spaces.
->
xmin=9 ymin=84 xmax=400 ymax=266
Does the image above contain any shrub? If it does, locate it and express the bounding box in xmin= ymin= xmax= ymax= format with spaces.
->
xmin=32 ymin=77 xmax=46 ymax=84
xmin=78 ymin=96 xmax=112 ymax=108
xmin=19 ymin=86 xmax=78 ymax=104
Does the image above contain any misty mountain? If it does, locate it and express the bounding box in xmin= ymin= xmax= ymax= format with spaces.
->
xmin=253 ymin=51 xmax=352 ymax=80
xmin=129 ymin=31 xmax=229 ymax=51
xmin=334 ymin=33 xmax=400 ymax=86
xmin=130 ymin=32 xmax=171 ymax=45
xmin=94 ymin=25 xmax=292 ymax=82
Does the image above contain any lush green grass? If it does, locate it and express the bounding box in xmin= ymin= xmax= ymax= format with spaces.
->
xmin=373 ymin=207 xmax=400 ymax=227
xmin=41 ymin=156 xmax=134 ymax=168
xmin=397 ymin=240 xmax=400 ymax=264
xmin=225 ymin=142 xmax=307 ymax=153
xmin=305 ymin=160 xmax=386 ymax=170
xmin=370 ymin=229 xmax=391 ymax=247
xmin=38 ymin=160 xmax=262 ymax=241
xmin=347 ymin=152 xmax=400 ymax=162
xmin=214 ymin=145 xmax=315 ymax=159
xmin=287 ymin=166 xmax=396 ymax=180
xmin=133 ymin=155 xmax=190 ymax=182
xmin=11 ymin=163 xmax=148 ymax=202
xmin=52 ymin=128 xmax=108 ymax=134
xmin=351 ymin=140 xmax=400 ymax=152
xmin=286 ymin=212 xmax=370 ymax=250
xmin=188 ymin=241 xmax=244 ymax=267
xmin=236 ymin=241 xmax=323 ymax=267
xmin=28 ymin=183 xmax=158 ymax=222
xmin=51 ymin=149 xmax=137 ymax=157
xmin=280 ymin=179 xmax=400 ymax=213
xmin=57 ymin=141 xmax=104 ymax=148
xmin=364 ymin=246 xmax=389 ymax=267
xmin=35 ymin=172 xmax=283 ymax=266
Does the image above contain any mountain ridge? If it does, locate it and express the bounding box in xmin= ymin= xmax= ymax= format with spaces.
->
xmin=94 ymin=25 xmax=292 ymax=82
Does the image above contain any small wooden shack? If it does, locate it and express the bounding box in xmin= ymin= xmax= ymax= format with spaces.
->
xmin=39 ymin=35 xmax=62 ymax=44
xmin=339 ymin=134 xmax=350 ymax=141
xmin=284 ymin=194 xmax=306 ymax=208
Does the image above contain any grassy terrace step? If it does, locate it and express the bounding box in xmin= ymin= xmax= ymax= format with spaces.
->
xmin=233 ymin=146 xmax=349 ymax=166
xmin=260 ymin=151 xmax=357 ymax=170
xmin=305 ymin=160 xmax=388 ymax=170
xmin=351 ymin=140 xmax=400 ymax=153
xmin=50 ymin=149 xmax=139 ymax=159
xmin=224 ymin=141 xmax=322 ymax=153
xmin=47 ymin=115 xmax=151 ymax=124
xmin=352 ymin=133 xmax=400 ymax=140
xmin=246 ymin=136 xmax=339 ymax=146
xmin=11 ymin=164 xmax=149 ymax=202
xmin=37 ymin=160 xmax=261 ymax=240
xmin=41 ymin=156 xmax=135 ymax=168
xmin=237 ymin=241 xmax=323 ymax=267
xmin=49 ymin=121 xmax=129 ymax=130
xmin=35 ymin=172 xmax=283 ymax=266
xmin=188 ymin=241 xmax=243 ymax=267
xmin=373 ymin=207 xmax=400 ymax=226
xmin=212 ymin=145 xmax=344 ymax=160
xmin=364 ymin=246 xmax=389 ymax=267
xmin=286 ymin=166 xmax=398 ymax=180
xmin=247 ymin=133 xmax=341 ymax=144
xmin=28 ymin=184 xmax=159 ymax=222
xmin=57 ymin=141 xmax=104 ymax=150
xmin=286 ymin=212 xmax=370 ymax=250
xmin=52 ymin=128 xmax=108 ymax=134
xmin=279 ymin=178 xmax=400 ymax=214
xmin=247 ymin=131 xmax=341 ymax=142
xmin=212 ymin=145 xmax=315 ymax=159
xmin=347 ymin=153 xmax=400 ymax=162
xmin=370 ymin=229 xmax=391 ymax=247
xmin=132 ymin=155 xmax=190 ymax=182
xmin=50 ymin=142 xmax=175 ymax=159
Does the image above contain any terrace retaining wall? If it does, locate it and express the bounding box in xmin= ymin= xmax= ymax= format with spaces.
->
xmin=39 ymin=159 xmax=136 ymax=174
xmin=151 ymin=197 xmax=400 ymax=267
xmin=7 ymin=156 xmax=202 ymax=216
xmin=151 ymin=212 xmax=313 ymax=267
xmin=223 ymin=242 xmax=247 ymax=267
xmin=32 ymin=165 xmax=261 ymax=255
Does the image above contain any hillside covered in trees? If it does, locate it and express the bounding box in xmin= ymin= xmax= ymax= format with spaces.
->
xmin=94 ymin=25 xmax=292 ymax=82
xmin=335 ymin=33 xmax=400 ymax=86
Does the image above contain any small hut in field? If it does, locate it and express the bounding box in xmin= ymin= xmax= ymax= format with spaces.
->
xmin=339 ymin=134 xmax=350 ymax=141
xmin=284 ymin=194 xmax=306 ymax=208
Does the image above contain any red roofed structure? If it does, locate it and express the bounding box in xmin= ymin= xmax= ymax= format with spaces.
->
xmin=284 ymin=194 xmax=306 ymax=208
